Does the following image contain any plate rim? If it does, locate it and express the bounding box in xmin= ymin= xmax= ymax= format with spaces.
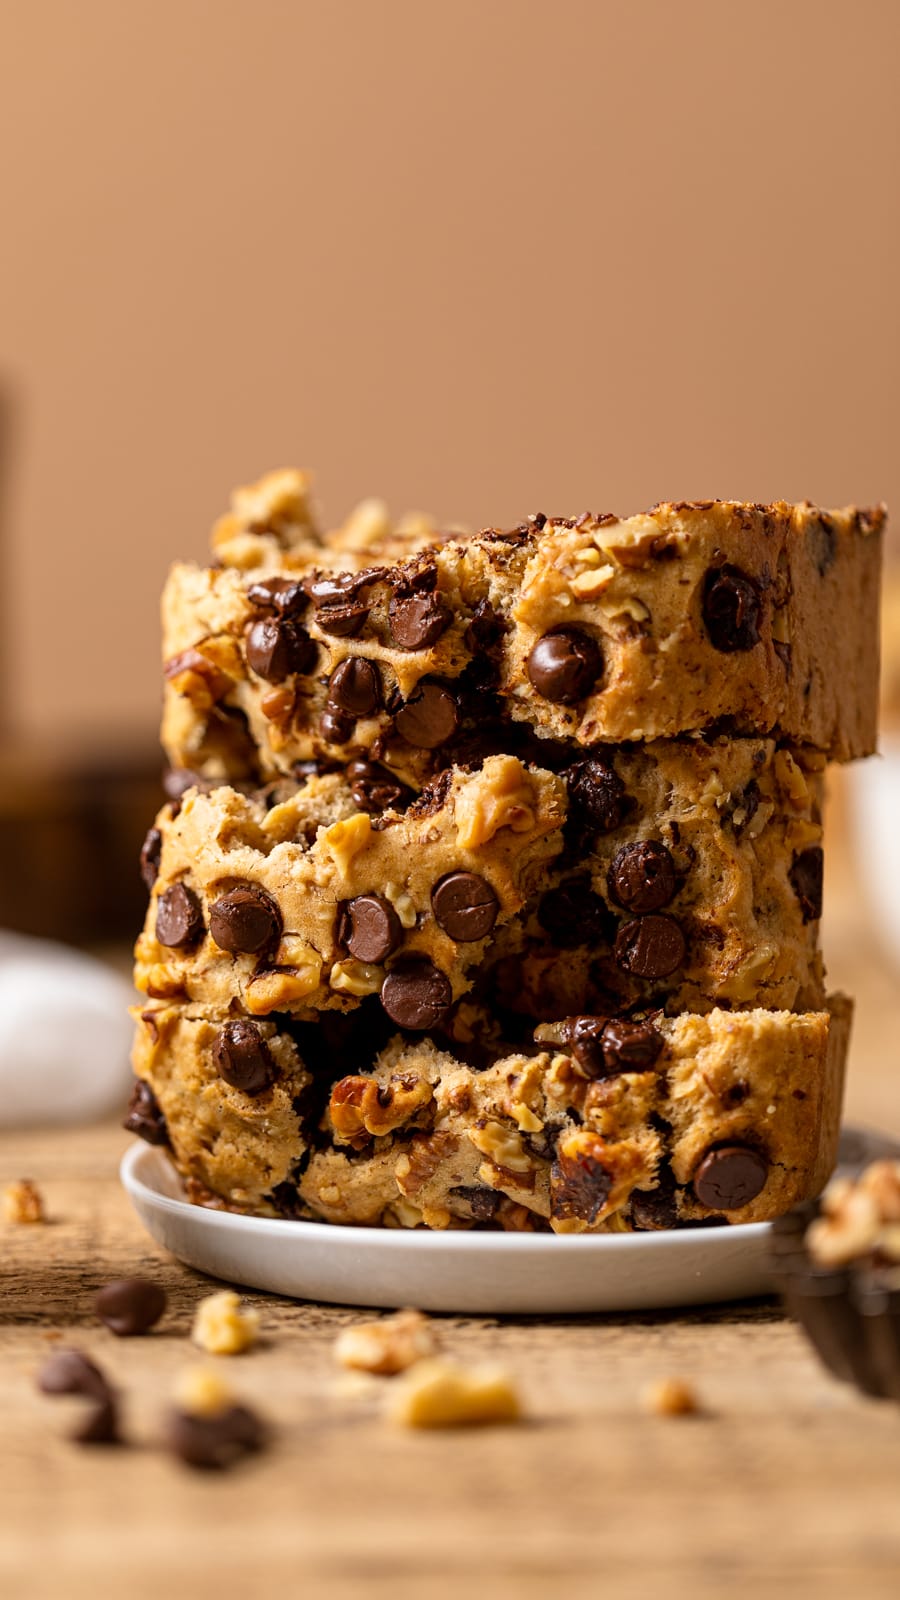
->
xmin=120 ymin=1140 xmax=771 ymax=1255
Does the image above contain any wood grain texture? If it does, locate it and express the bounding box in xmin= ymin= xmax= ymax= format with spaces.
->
xmin=2 ymin=854 xmax=900 ymax=1600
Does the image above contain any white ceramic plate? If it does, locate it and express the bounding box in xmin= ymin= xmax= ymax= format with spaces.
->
xmin=121 ymin=1127 xmax=897 ymax=1315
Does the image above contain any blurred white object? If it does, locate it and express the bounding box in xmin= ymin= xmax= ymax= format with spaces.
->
xmin=849 ymin=735 xmax=900 ymax=969
xmin=0 ymin=931 xmax=133 ymax=1127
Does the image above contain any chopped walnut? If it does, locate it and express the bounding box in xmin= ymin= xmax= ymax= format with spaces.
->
xmin=329 ymin=958 xmax=384 ymax=997
xmin=245 ymin=949 xmax=322 ymax=1013
xmin=454 ymin=757 xmax=539 ymax=848
xmin=642 ymin=1377 xmax=700 ymax=1417
xmin=467 ymin=1120 xmax=533 ymax=1174
xmin=806 ymin=1160 xmax=900 ymax=1266
xmin=321 ymin=813 xmax=373 ymax=874
xmin=395 ymin=1131 xmax=459 ymax=1196
xmin=174 ymin=1366 xmax=236 ymax=1417
xmin=192 ymin=1291 xmax=260 ymax=1355
xmin=3 ymin=1178 xmax=45 ymax=1224
xmin=330 ymin=1074 xmax=434 ymax=1140
xmin=387 ymin=1359 xmax=521 ymax=1428
xmin=334 ymin=1309 xmax=437 ymax=1376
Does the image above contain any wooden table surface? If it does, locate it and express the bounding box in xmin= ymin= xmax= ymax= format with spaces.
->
xmin=2 ymin=831 xmax=900 ymax=1600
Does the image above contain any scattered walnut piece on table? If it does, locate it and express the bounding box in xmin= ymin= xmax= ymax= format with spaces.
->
xmin=642 ymin=1377 xmax=700 ymax=1417
xmin=387 ymin=1358 xmax=521 ymax=1428
xmin=191 ymin=1290 xmax=260 ymax=1355
xmin=174 ymin=1366 xmax=238 ymax=1417
xmin=3 ymin=1178 xmax=46 ymax=1224
xmin=334 ymin=1308 xmax=437 ymax=1376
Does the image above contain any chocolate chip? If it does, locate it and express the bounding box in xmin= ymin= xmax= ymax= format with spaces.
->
xmin=246 ymin=576 xmax=308 ymax=616
xmin=630 ymin=1167 xmax=680 ymax=1230
xmin=564 ymin=758 xmax=627 ymax=833
xmin=380 ymin=958 xmax=452 ymax=1030
xmin=449 ymin=1185 xmax=502 ymax=1221
xmin=140 ymin=827 xmax=162 ymax=892
xmin=214 ymin=1020 xmax=278 ymax=1096
xmin=155 ymin=883 xmax=204 ymax=948
xmin=464 ymin=600 xmax=507 ymax=659
xmin=692 ymin=1145 xmax=768 ymax=1209
xmin=389 ymin=591 xmax=451 ymax=651
xmin=123 ymin=1079 xmax=170 ymax=1146
xmin=316 ymin=601 xmax=369 ymax=637
xmin=790 ymin=846 xmax=824 ymax=922
xmin=209 ymin=884 xmax=281 ymax=954
xmin=550 ymin=1148 xmax=612 ymax=1225
xmin=245 ymin=618 xmax=316 ymax=681
xmin=394 ymin=684 xmax=460 ymax=749
xmin=721 ymin=1079 xmax=750 ymax=1109
xmin=347 ymin=760 xmax=412 ymax=813
xmin=608 ymin=841 xmax=677 ymax=913
xmin=406 ymin=769 xmax=454 ymax=818
xmin=431 ymin=872 xmax=499 ymax=942
xmin=537 ymin=878 xmax=614 ymax=949
xmin=37 ymin=1349 xmax=109 ymax=1400
xmin=614 ymin=913 xmax=686 ymax=978
xmin=94 ymin=1278 xmax=167 ymax=1337
xmin=305 ymin=569 xmax=385 ymax=607
xmin=599 ymin=1018 xmax=664 ymax=1072
xmin=37 ymin=1349 xmax=121 ymax=1445
xmin=701 ymin=565 xmax=762 ymax=652
xmin=562 ymin=1015 xmax=608 ymax=1078
xmin=327 ymin=657 xmax=381 ymax=717
xmin=166 ymin=1403 xmax=266 ymax=1470
xmin=526 ymin=628 xmax=602 ymax=704
xmin=320 ymin=704 xmax=355 ymax=743
xmin=337 ymin=895 xmax=403 ymax=964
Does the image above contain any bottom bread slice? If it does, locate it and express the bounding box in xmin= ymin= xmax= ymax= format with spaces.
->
xmin=129 ymin=997 xmax=851 ymax=1229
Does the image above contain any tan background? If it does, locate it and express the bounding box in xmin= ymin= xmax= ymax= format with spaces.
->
xmin=0 ymin=0 xmax=898 ymax=749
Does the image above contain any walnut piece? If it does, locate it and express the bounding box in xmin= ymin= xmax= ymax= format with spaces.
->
xmin=642 ymin=1377 xmax=700 ymax=1417
xmin=806 ymin=1160 xmax=900 ymax=1266
xmin=330 ymin=1074 xmax=434 ymax=1139
xmin=192 ymin=1291 xmax=260 ymax=1355
xmin=334 ymin=1309 xmax=437 ymax=1376
xmin=387 ymin=1359 xmax=521 ymax=1428
xmin=174 ymin=1366 xmax=236 ymax=1416
xmin=454 ymin=757 xmax=537 ymax=849
xmin=3 ymin=1178 xmax=45 ymax=1224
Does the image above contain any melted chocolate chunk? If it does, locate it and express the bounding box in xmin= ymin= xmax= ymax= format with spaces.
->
xmin=245 ymin=617 xmax=316 ymax=681
xmin=155 ymin=883 xmax=204 ymax=949
xmin=337 ymin=894 xmax=403 ymax=964
xmin=246 ymin=576 xmax=308 ymax=616
xmin=608 ymin=841 xmax=677 ymax=914
xmin=449 ymin=1185 xmax=502 ymax=1221
xmin=464 ymin=600 xmax=507 ymax=660
xmin=123 ymin=1079 xmax=170 ymax=1146
xmin=431 ymin=872 xmax=499 ymax=942
xmin=320 ymin=704 xmax=355 ymax=744
xmin=94 ymin=1278 xmax=167 ymax=1337
xmin=166 ymin=1403 xmax=266 ymax=1470
xmin=702 ymin=565 xmax=762 ymax=652
xmin=394 ymin=684 xmax=460 ymax=749
xmin=537 ymin=877 xmax=614 ymax=949
xmin=789 ymin=846 xmax=824 ymax=922
xmin=209 ymin=884 xmax=282 ymax=954
xmin=550 ymin=1148 xmax=612 ymax=1225
xmin=389 ymin=591 xmax=451 ymax=651
xmin=614 ymin=913 xmax=686 ymax=978
xmin=380 ymin=958 xmax=452 ymax=1030
xmin=140 ymin=827 xmax=162 ymax=892
xmin=327 ymin=657 xmax=382 ymax=717
xmin=526 ymin=628 xmax=603 ymax=704
xmin=599 ymin=1018 xmax=664 ymax=1072
xmin=347 ymin=759 xmax=413 ymax=813
xmin=213 ymin=1020 xmax=278 ymax=1096
xmin=692 ymin=1144 xmax=768 ymax=1210
xmin=564 ymin=757 xmax=627 ymax=834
